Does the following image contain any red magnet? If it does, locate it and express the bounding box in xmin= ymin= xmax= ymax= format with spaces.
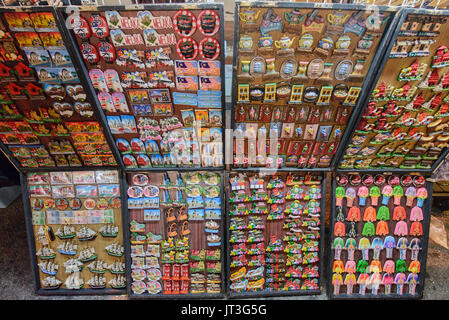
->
xmin=89 ymin=14 xmax=110 ymax=38
xmin=98 ymin=41 xmax=116 ymax=63
xmin=176 ymin=37 xmax=198 ymax=60
xmin=173 ymin=10 xmax=197 ymax=37
xmin=71 ymin=16 xmax=91 ymax=39
xmin=197 ymin=10 xmax=220 ymax=36
xmin=80 ymin=42 xmax=99 ymax=64
xmin=199 ymin=37 xmax=220 ymax=60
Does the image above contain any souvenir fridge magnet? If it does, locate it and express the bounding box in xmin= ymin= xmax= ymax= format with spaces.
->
xmin=98 ymin=41 xmax=116 ymax=63
xmin=197 ymin=10 xmax=220 ymax=36
xmin=70 ymin=16 xmax=92 ymax=39
xmin=80 ymin=42 xmax=99 ymax=64
xmin=173 ymin=10 xmax=197 ymax=36
xmin=314 ymin=36 xmax=333 ymax=56
xmin=274 ymin=36 xmax=295 ymax=56
xmin=283 ymin=9 xmax=305 ymax=33
xmin=297 ymin=33 xmax=314 ymax=53
xmin=89 ymin=14 xmax=110 ymax=38
xmin=239 ymin=8 xmax=261 ymax=32
xmin=177 ymin=37 xmax=198 ymax=60
xmin=199 ymin=37 xmax=220 ymax=60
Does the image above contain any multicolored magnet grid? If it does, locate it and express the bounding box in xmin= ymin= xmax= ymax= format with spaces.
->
xmin=229 ymin=172 xmax=322 ymax=294
xmin=70 ymin=9 xmax=223 ymax=169
xmin=340 ymin=13 xmax=449 ymax=170
xmin=28 ymin=170 xmax=125 ymax=291
xmin=128 ymin=171 xmax=222 ymax=295
xmin=233 ymin=6 xmax=392 ymax=169
xmin=330 ymin=173 xmax=428 ymax=297
xmin=0 ymin=11 xmax=116 ymax=168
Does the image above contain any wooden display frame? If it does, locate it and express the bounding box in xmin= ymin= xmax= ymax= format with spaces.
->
xmin=225 ymin=170 xmax=327 ymax=298
xmin=0 ymin=6 xmax=122 ymax=172
xmin=56 ymin=3 xmax=226 ymax=172
xmin=327 ymin=171 xmax=433 ymax=299
xmin=336 ymin=8 xmax=449 ymax=173
xmin=20 ymin=168 xmax=127 ymax=296
xmin=122 ymin=169 xmax=226 ymax=299
xmin=230 ymin=1 xmax=400 ymax=171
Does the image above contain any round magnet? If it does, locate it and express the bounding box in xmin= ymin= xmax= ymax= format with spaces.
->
xmin=98 ymin=41 xmax=116 ymax=63
xmin=31 ymin=198 xmax=44 ymax=211
xmin=71 ymin=16 xmax=91 ymax=39
xmin=176 ymin=37 xmax=198 ymax=60
xmin=96 ymin=198 xmax=108 ymax=210
xmin=144 ymin=185 xmax=159 ymax=197
xmin=276 ymin=82 xmax=291 ymax=99
xmin=173 ymin=10 xmax=197 ymax=37
xmin=109 ymin=197 xmax=121 ymax=209
xmin=332 ymin=84 xmax=349 ymax=100
xmin=197 ymin=10 xmax=220 ymax=36
xmin=43 ymin=198 xmax=55 ymax=209
xmin=413 ymin=176 xmax=426 ymax=187
xmin=55 ymin=198 xmax=69 ymax=210
xmin=374 ymin=174 xmax=386 ymax=186
xmin=349 ymin=174 xmax=361 ymax=186
xmin=388 ymin=175 xmax=400 ymax=186
xmin=80 ymin=42 xmax=99 ymax=64
xmin=69 ymin=198 xmax=82 ymax=210
xmin=89 ymin=14 xmax=110 ymax=38
xmin=132 ymin=173 xmax=149 ymax=186
xmin=280 ymin=58 xmax=298 ymax=79
xmin=307 ymin=58 xmax=324 ymax=79
xmin=303 ymin=87 xmax=320 ymax=103
xmin=84 ymin=198 xmax=96 ymax=210
xmin=335 ymin=59 xmax=353 ymax=81
xmin=401 ymin=175 xmax=413 ymax=187
xmin=249 ymin=85 xmax=264 ymax=101
xmin=128 ymin=186 xmax=144 ymax=198
xmin=362 ymin=174 xmax=373 ymax=186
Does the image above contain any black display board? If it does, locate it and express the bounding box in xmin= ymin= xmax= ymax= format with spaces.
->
xmin=20 ymin=168 xmax=127 ymax=295
xmin=122 ymin=169 xmax=226 ymax=298
xmin=336 ymin=8 xmax=449 ymax=173
xmin=230 ymin=1 xmax=400 ymax=172
xmin=0 ymin=6 xmax=121 ymax=172
xmin=225 ymin=170 xmax=327 ymax=298
xmin=327 ymin=171 xmax=433 ymax=299
xmin=57 ymin=3 xmax=226 ymax=172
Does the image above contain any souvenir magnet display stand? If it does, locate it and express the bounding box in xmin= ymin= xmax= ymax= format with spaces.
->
xmin=338 ymin=9 xmax=449 ymax=172
xmin=231 ymin=2 xmax=398 ymax=170
xmin=226 ymin=171 xmax=326 ymax=298
xmin=0 ymin=7 xmax=120 ymax=171
xmin=124 ymin=170 xmax=225 ymax=298
xmin=20 ymin=168 xmax=126 ymax=295
xmin=58 ymin=4 xmax=225 ymax=171
xmin=328 ymin=172 xmax=432 ymax=299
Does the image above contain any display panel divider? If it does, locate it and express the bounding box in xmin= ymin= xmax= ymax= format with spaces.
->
xmin=20 ymin=167 xmax=127 ymax=295
xmin=226 ymin=169 xmax=326 ymax=298
xmin=56 ymin=3 xmax=227 ymax=172
xmin=123 ymin=169 xmax=226 ymax=299
xmin=327 ymin=170 xmax=433 ymax=299
xmin=230 ymin=1 xmax=400 ymax=172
